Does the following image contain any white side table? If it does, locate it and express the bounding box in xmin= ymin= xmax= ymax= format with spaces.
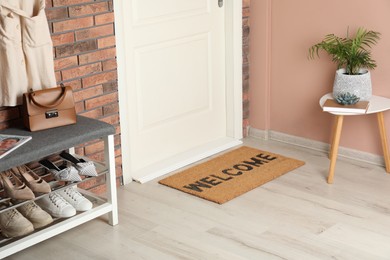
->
xmin=320 ymin=93 xmax=390 ymax=183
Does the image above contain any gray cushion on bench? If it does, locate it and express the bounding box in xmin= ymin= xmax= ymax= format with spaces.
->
xmin=0 ymin=116 xmax=115 ymax=172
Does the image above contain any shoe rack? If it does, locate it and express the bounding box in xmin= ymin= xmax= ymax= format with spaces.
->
xmin=0 ymin=116 xmax=118 ymax=258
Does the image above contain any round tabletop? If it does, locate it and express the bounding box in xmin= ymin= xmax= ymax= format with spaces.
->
xmin=319 ymin=93 xmax=390 ymax=115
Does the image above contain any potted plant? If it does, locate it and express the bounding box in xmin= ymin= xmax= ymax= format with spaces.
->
xmin=309 ymin=27 xmax=381 ymax=101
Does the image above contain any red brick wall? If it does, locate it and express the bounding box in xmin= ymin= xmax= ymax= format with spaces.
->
xmin=47 ymin=0 xmax=121 ymax=193
xmin=243 ymin=0 xmax=250 ymax=136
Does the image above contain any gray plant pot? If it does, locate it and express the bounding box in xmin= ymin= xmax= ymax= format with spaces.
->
xmin=333 ymin=68 xmax=372 ymax=101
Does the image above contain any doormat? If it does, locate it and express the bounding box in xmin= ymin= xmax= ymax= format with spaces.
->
xmin=159 ymin=146 xmax=305 ymax=204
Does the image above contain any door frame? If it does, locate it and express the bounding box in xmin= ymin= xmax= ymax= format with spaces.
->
xmin=114 ymin=0 xmax=243 ymax=185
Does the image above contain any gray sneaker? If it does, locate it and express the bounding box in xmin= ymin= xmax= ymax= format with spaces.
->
xmin=0 ymin=209 xmax=34 ymax=238
xmin=18 ymin=201 xmax=53 ymax=229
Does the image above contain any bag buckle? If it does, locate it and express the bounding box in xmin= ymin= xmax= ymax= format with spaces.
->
xmin=45 ymin=110 xmax=58 ymax=119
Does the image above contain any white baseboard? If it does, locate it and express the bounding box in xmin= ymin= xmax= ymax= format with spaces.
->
xmin=248 ymin=127 xmax=269 ymax=140
xmin=248 ymin=127 xmax=385 ymax=167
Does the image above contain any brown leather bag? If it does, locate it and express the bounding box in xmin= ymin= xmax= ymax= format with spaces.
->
xmin=22 ymin=85 xmax=77 ymax=131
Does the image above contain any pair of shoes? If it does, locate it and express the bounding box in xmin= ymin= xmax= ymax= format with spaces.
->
xmin=36 ymin=187 xmax=92 ymax=218
xmin=0 ymin=209 xmax=34 ymax=238
xmin=39 ymin=152 xmax=98 ymax=182
xmin=60 ymin=151 xmax=98 ymax=177
xmin=0 ymin=165 xmax=51 ymax=200
xmin=18 ymin=201 xmax=53 ymax=229
xmin=13 ymin=165 xmax=51 ymax=194
xmin=39 ymin=159 xmax=82 ymax=183
xmin=0 ymin=202 xmax=52 ymax=237
xmin=0 ymin=170 xmax=35 ymax=200
xmin=57 ymin=187 xmax=93 ymax=212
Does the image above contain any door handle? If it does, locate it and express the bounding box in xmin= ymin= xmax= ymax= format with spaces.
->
xmin=218 ymin=0 xmax=223 ymax=8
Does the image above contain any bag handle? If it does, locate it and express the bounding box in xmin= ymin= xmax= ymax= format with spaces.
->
xmin=29 ymin=85 xmax=67 ymax=109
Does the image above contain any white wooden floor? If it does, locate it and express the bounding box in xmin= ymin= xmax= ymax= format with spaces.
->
xmin=7 ymin=137 xmax=390 ymax=259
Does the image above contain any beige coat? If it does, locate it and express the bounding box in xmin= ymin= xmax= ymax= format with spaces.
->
xmin=0 ymin=0 xmax=56 ymax=107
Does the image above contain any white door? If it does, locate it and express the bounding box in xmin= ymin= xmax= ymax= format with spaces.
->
xmin=116 ymin=0 xmax=242 ymax=183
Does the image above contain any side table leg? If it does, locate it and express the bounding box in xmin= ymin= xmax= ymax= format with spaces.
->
xmin=377 ymin=112 xmax=390 ymax=173
xmin=329 ymin=116 xmax=338 ymax=159
xmin=328 ymin=115 xmax=344 ymax=184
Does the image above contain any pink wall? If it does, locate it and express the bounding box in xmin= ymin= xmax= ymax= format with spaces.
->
xmin=250 ymin=0 xmax=390 ymax=155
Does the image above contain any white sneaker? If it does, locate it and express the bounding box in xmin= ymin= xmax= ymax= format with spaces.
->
xmin=57 ymin=187 xmax=93 ymax=212
xmin=36 ymin=192 xmax=76 ymax=218
xmin=18 ymin=201 xmax=53 ymax=229
xmin=0 ymin=209 xmax=34 ymax=238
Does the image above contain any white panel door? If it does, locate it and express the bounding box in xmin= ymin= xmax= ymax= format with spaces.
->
xmin=119 ymin=0 xmax=240 ymax=182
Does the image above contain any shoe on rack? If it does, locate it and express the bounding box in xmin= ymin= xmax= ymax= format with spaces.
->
xmin=36 ymin=192 xmax=76 ymax=218
xmin=39 ymin=159 xmax=82 ymax=183
xmin=12 ymin=165 xmax=51 ymax=194
xmin=57 ymin=187 xmax=93 ymax=212
xmin=18 ymin=201 xmax=53 ymax=229
xmin=59 ymin=151 xmax=98 ymax=177
xmin=0 ymin=209 xmax=34 ymax=238
xmin=0 ymin=170 xmax=35 ymax=200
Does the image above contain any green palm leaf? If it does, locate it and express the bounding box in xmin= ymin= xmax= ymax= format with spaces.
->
xmin=308 ymin=27 xmax=380 ymax=75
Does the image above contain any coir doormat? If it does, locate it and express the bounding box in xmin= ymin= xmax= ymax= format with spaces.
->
xmin=159 ymin=146 xmax=305 ymax=204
